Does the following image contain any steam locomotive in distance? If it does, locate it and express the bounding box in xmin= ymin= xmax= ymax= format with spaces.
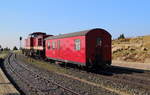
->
xmin=23 ymin=28 xmax=112 ymax=68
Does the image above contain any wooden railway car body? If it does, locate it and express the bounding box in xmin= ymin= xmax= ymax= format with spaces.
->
xmin=45 ymin=28 xmax=111 ymax=67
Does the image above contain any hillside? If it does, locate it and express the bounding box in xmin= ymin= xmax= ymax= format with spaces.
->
xmin=112 ymin=35 xmax=150 ymax=63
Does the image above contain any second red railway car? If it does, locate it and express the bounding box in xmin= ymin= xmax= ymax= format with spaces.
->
xmin=24 ymin=28 xmax=112 ymax=68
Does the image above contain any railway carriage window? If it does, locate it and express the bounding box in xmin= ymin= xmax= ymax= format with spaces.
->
xmin=97 ymin=38 xmax=102 ymax=46
xmin=75 ymin=39 xmax=81 ymax=51
xmin=52 ymin=41 xmax=55 ymax=49
xmin=38 ymin=38 xmax=42 ymax=46
xmin=47 ymin=41 xmax=50 ymax=49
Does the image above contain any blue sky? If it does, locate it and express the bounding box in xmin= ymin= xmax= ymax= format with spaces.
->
xmin=0 ymin=0 xmax=150 ymax=49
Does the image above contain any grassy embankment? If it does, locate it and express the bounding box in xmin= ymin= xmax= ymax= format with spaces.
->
xmin=112 ymin=35 xmax=150 ymax=63
xmin=18 ymin=54 xmax=68 ymax=74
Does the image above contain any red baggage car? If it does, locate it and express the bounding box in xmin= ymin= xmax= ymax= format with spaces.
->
xmin=45 ymin=28 xmax=111 ymax=67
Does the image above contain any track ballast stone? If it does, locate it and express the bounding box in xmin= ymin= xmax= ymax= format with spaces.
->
xmin=4 ymin=53 xmax=119 ymax=95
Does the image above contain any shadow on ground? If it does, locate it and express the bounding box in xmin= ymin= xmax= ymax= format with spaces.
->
xmin=0 ymin=58 xmax=4 ymax=67
xmin=59 ymin=63 xmax=146 ymax=76
xmin=6 ymin=93 xmax=20 ymax=95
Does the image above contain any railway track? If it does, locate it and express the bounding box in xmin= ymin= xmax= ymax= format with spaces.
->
xmin=4 ymin=53 xmax=81 ymax=95
xmin=4 ymin=53 xmax=120 ymax=95
xmin=16 ymin=54 xmax=150 ymax=95
xmin=5 ymin=53 xmax=43 ymax=95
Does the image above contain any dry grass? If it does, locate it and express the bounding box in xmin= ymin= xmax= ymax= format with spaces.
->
xmin=13 ymin=50 xmax=22 ymax=54
xmin=112 ymin=35 xmax=150 ymax=63
xmin=0 ymin=51 xmax=9 ymax=59
xmin=20 ymin=56 xmax=68 ymax=74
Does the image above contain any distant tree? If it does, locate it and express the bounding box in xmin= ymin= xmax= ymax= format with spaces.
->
xmin=118 ymin=34 xmax=125 ymax=39
xmin=3 ymin=47 xmax=10 ymax=51
xmin=13 ymin=46 xmax=18 ymax=50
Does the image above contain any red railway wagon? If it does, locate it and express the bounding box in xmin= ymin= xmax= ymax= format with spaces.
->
xmin=24 ymin=32 xmax=52 ymax=57
xmin=45 ymin=28 xmax=111 ymax=67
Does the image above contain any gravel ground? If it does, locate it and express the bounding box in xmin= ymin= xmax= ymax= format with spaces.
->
xmin=17 ymin=54 xmax=150 ymax=95
xmin=3 ymin=53 xmax=119 ymax=95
